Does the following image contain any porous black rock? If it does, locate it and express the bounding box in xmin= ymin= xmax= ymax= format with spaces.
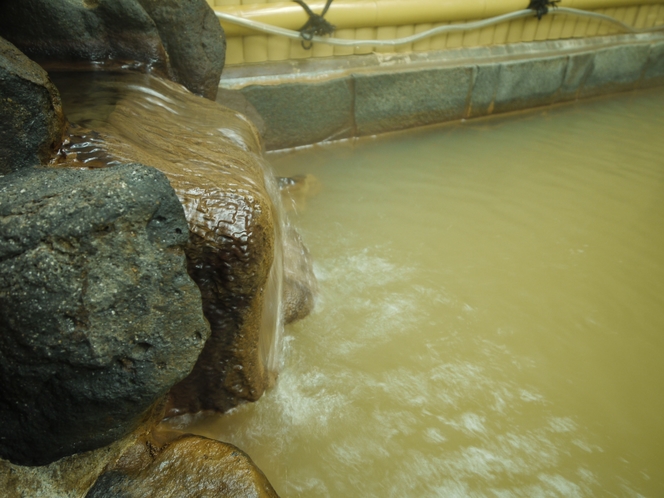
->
xmin=0 ymin=0 xmax=225 ymax=100
xmin=0 ymin=0 xmax=167 ymax=71
xmin=137 ymin=0 xmax=226 ymax=100
xmin=0 ymin=36 xmax=66 ymax=175
xmin=0 ymin=163 xmax=210 ymax=466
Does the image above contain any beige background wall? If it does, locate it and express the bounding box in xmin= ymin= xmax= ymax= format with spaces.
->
xmin=206 ymin=1 xmax=664 ymax=64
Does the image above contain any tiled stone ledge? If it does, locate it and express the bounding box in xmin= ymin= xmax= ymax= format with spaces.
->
xmin=218 ymin=33 xmax=664 ymax=150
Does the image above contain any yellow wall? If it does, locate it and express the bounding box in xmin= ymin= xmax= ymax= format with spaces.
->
xmin=206 ymin=1 xmax=664 ymax=64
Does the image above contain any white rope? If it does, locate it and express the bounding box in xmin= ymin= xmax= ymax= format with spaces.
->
xmin=214 ymin=7 xmax=664 ymax=48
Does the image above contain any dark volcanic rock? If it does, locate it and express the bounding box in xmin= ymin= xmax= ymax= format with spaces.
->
xmin=137 ymin=0 xmax=226 ymax=100
xmin=86 ymin=433 xmax=279 ymax=498
xmin=0 ymin=408 xmax=162 ymax=497
xmin=0 ymin=0 xmax=224 ymax=99
xmin=0 ymin=36 xmax=66 ymax=175
xmin=0 ymin=164 xmax=210 ymax=466
xmin=0 ymin=0 xmax=168 ymax=71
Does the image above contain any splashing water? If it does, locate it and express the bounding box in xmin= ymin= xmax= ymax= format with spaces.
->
xmin=179 ymin=87 xmax=664 ymax=497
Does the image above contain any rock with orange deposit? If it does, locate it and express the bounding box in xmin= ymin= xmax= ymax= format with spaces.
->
xmin=0 ymin=36 xmax=66 ymax=174
xmin=86 ymin=434 xmax=279 ymax=498
xmin=0 ymin=406 xmax=276 ymax=498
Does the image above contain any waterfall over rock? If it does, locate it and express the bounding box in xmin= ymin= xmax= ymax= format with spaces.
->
xmin=0 ymin=0 xmax=226 ymax=100
xmin=49 ymin=70 xmax=313 ymax=414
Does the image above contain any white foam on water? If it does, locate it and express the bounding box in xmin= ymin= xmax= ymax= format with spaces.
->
xmin=187 ymin=87 xmax=664 ymax=497
xmin=537 ymin=474 xmax=584 ymax=498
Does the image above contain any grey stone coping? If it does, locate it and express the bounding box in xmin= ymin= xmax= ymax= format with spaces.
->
xmin=217 ymin=33 xmax=664 ymax=150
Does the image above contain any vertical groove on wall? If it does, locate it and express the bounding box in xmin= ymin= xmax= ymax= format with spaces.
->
xmin=348 ymin=74 xmax=358 ymax=138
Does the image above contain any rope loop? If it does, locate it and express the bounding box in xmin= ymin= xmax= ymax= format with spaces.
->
xmin=528 ymin=0 xmax=560 ymax=20
xmin=292 ymin=0 xmax=335 ymax=49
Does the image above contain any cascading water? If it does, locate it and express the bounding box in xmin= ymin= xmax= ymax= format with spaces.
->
xmin=49 ymin=69 xmax=298 ymax=413
xmin=260 ymin=165 xmax=286 ymax=379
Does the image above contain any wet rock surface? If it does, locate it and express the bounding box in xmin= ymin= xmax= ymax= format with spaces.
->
xmin=0 ymin=0 xmax=224 ymax=99
xmin=0 ymin=412 xmax=157 ymax=498
xmin=0 ymin=36 xmax=66 ymax=174
xmin=52 ymin=71 xmax=277 ymax=414
xmin=0 ymin=164 xmax=210 ymax=466
xmin=282 ymin=225 xmax=317 ymax=325
xmin=86 ymin=433 xmax=279 ymax=498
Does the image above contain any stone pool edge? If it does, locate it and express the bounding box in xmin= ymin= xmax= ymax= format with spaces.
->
xmin=218 ymin=32 xmax=664 ymax=151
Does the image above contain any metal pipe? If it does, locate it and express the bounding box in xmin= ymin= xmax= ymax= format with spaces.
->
xmin=213 ymin=0 xmax=664 ymax=36
xmin=214 ymin=6 xmax=664 ymax=47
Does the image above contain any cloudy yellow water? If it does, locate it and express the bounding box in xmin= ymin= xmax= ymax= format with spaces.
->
xmin=181 ymin=88 xmax=664 ymax=497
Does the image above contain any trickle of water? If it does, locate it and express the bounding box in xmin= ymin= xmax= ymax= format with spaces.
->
xmin=180 ymin=87 xmax=664 ymax=497
xmin=260 ymin=165 xmax=286 ymax=376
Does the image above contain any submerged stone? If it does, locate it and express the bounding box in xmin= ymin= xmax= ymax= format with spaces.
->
xmin=283 ymin=224 xmax=318 ymax=325
xmin=86 ymin=433 xmax=279 ymax=498
xmin=0 ymin=36 xmax=66 ymax=174
xmin=0 ymin=164 xmax=210 ymax=466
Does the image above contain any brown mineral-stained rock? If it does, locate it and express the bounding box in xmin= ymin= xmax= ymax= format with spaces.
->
xmin=282 ymin=224 xmax=318 ymax=324
xmin=51 ymin=71 xmax=277 ymax=415
xmin=86 ymin=433 xmax=279 ymax=498
xmin=0 ymin=36 xmax=66 ymax=174
xmin=0 ymin=430 xmax=140 ymax=498
xmin=1 ymin=405 xmax=280 ymax=497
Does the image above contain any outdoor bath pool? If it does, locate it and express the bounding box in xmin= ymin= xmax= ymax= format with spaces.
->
xmin=181 ymin=87 xmax=664 ymax=497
